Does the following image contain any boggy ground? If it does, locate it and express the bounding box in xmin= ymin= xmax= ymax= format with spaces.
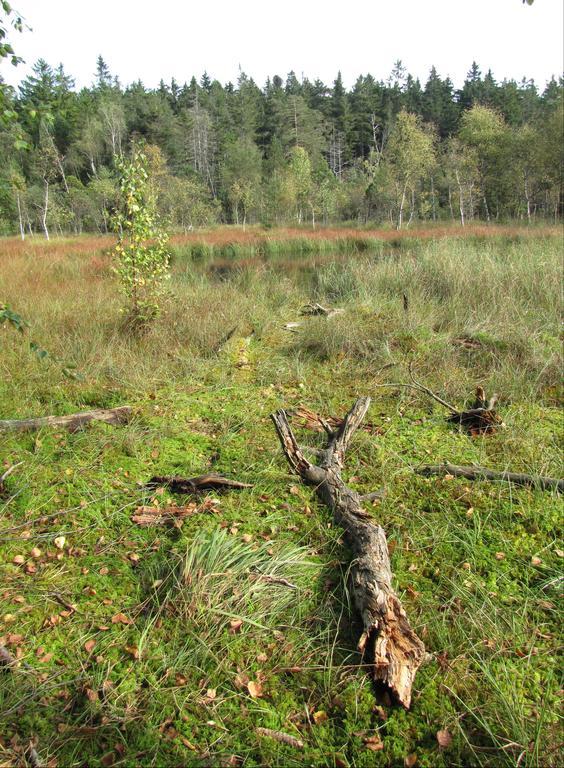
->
xmin=0 ymin=227 xmax=562 ymax=767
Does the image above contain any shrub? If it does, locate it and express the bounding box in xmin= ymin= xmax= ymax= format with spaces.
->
xmin=113 ymin=146 xmax=170 ymax=326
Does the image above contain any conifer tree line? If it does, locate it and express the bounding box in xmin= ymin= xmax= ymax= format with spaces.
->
xmin=0 ymin=56 xmax=562 ymax=235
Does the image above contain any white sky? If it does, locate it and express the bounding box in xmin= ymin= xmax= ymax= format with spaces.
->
xmin=3 ymin=0 xmax=563 ymax=91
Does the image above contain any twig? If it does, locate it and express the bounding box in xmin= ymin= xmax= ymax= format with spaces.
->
xmin=372 ymin=362 xmax=457 ymax=413
xmin=51 ymin=592 xmax=79 ymax=614
xmin=250 ymin=571 xmax=298 ymax=589
xmin=256 ymin=727 xmax=304 ymax=750
xmin=0 ymin=462 xmax=23 ymax=484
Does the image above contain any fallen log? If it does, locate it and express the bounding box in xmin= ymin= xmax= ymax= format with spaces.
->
xmin=271 ymin=397 xmax=424 ymax=708
xmin=146 ymin=473 xmax=252 ymax=494
xmin=416 ymin=462 xmax=563 ymax=493
xmin=0 ymin=406 xmax=132 ymax=433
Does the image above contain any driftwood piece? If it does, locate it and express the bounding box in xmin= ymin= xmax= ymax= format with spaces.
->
xmin=271 ymin=398 xmax=424 ymax=708
xmin=146 ymin=473 xmax=252 ymax=494
xmin=416 ymin=462 xmax=564 ymax=493
xmin=0 ymin=406 xmax=132 ymax=433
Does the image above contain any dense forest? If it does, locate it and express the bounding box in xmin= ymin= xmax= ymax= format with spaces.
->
xmin=0 ymin=56 xmax=562 ymax=235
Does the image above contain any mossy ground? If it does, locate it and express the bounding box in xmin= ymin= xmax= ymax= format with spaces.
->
xmin=0 ymin=229 xmax=562 ymax=767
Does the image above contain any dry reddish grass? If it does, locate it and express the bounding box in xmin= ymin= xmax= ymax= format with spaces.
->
xmin=170 ymin=223 xmax=561 ymax=247
xmin=0 ymin=223 xmax=560 ymax=265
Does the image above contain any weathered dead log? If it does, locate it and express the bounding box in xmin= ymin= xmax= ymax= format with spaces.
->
xmin=146 ymin=473 xmax=252 ymax=494
xmin=416 ymin=462 xmax=564 ymax=492
xmin=0 ymin=406 xmax=132 ymax=433
xmin=271 ymin=398 xmax=424 ymax=708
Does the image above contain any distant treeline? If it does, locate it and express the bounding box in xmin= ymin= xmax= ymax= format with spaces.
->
xmin=0 ymin=57 xmax=562 ymax=235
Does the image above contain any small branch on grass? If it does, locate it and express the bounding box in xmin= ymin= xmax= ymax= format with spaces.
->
xmin=0 ymin=406 xmax=132 ymax=433
xmin=146 ymin=473 xmax=252 ymax=494
xmin=416 ymin=463 xmax=564 ymax=493
xmin=0 ymin=462 xmax=23 ymax=484
xmin=51 ymin=592 xmax=79 ymax=614
xmin=374 ymin=364 xmax=504 ymax=435
xmin=0 ymin=462 xmax=23 ymax=496
xmin=249 ymin=571 xmax=298 ymax=589
xmin=271 ymin=398 xmax=424 ymax=708
xmin=256 ymin=727 xmax=304 ymax=750
xmin=373 ymin=362 xmax=457 ymax=413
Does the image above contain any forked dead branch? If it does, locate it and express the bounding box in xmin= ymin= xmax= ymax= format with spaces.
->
xmin=271 ymin=397 xmax=424 ymax=708
xmin=375 ymin=364 xmax=504 ymax=435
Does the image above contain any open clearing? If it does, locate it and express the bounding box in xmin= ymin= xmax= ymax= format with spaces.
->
xmin=0 ymin=226 xmax=562 ymax=767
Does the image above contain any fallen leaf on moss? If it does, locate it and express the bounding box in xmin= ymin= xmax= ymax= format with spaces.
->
xmin=436 ymin=729 xmax=453 ymax=748
xmin=247 ymin=680 xmax=263 ymax=698
xmin=363 ymin=733 xmax=384 ymax=751
xmin=111 ymin=612 xmax=132 ymax=625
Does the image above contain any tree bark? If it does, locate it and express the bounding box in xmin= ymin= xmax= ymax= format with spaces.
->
xmin=42 ymin=180 xmax=50 ymax=240
xmin=271 ymin=398 xmax=424 ymax=707
xmin=397 ymin=181 xmax=408 ymax=230
xmin=416 ymin=463 xmax=563 ymax=493
xmin=454 ymin=169 xmax=465 ymax=227
xmin=16 ymin=192 xmax=25 ymax=241
xmin=0 ymin=406 xmax=132 ymax=433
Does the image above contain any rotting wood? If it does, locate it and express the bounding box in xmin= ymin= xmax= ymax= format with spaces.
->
xmin=271 ymin=397 xmax=424 ymax=708
xmin=0 ymin=406 xmax=132 ymax=433
xmin=131 ymin=499 xmax=220 ymax=526
xmin=146 ymin=473 xmax=252 ymax=494
xmin=416 ymin=462 xmax=564 ymax=493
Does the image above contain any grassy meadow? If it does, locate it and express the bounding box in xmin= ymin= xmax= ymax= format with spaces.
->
xmin=0 ymin=225 xmax=562 ymax=767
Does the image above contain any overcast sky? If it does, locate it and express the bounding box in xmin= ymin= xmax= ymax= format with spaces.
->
xmin=3 ymin=0 xmax=563 ymax=91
